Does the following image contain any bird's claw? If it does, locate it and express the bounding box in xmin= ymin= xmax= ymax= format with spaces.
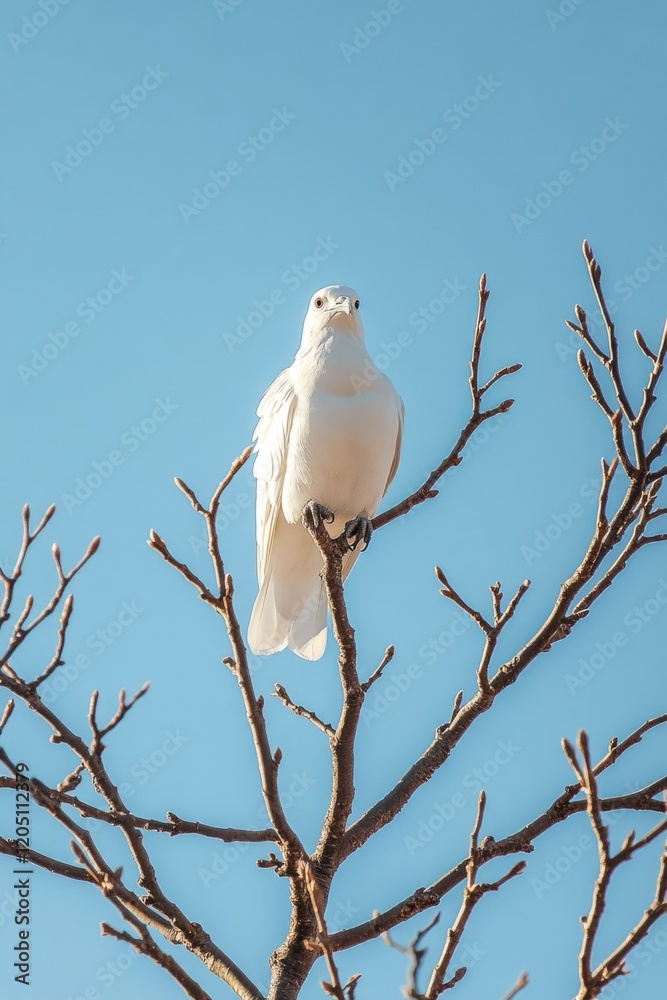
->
xmin=303 ymin=500 xmax=335 ymax=531
xmin=344 ymin=516 xmax=373 ymax=552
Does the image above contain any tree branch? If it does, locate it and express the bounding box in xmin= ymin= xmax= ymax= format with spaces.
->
xmin=330 ymin=715 xmax=667 ymax=952
xmin=372 ymin=276 xmax=519 ymax=531
xmin=423 ymin=791 xmax=525 ymax=999
xmin=0 ymin=503 xmax=56 ymax=626
xmin=101 ymin=915 xmax=214 ymax=1000
xmin=273 ymin=684 xmax=335 ymax=738
xmin=567 ymin=730 xmax=667 ymax=999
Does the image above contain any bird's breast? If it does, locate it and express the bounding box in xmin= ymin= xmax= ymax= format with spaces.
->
xmin=282 ymin=346 xmax=400 ymax=523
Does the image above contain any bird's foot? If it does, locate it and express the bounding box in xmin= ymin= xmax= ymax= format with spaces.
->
xmin=344 ymin=516 xmax=373 ymax=552
xmin=302 ymin=500 xmax=335 ymax=532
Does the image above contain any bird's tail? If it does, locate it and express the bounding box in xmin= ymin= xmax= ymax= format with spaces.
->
xmin=249 ymin=515 xmax=327 ymax=660
xmin=248 ymin=516 xmax=361 ymax=661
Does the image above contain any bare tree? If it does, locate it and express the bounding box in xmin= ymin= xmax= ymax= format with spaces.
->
xmin=1 ymin=242 xmax=666 ymax=999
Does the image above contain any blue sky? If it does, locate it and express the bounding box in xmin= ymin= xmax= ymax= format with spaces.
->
xmin=1 ymin=1 xmax=666 ymax=997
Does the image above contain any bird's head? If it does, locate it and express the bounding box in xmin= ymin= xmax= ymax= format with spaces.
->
xmin=301 ymin=285 xmax=365 ymax=345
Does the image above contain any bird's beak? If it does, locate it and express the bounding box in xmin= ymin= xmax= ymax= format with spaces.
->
xmin=333 ymin=296 xmax=353 ymax=316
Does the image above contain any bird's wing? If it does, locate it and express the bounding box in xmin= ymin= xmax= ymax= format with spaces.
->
xmin=253 ymin=367 xmax=297 ymax=584
xmin=384 ymin=393 xmax=405 ymax=496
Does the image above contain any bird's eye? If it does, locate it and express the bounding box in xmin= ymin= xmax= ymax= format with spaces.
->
xmin=315 ymin=297 xmax=324 ymax=309
xmin=354 ymin=299 xmax=360 ymax=310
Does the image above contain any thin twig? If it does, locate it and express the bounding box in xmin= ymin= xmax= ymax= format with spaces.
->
xmin=331 ymin=714 xmax=667 ymax=952
xmin=382 ymin=913 xmax=442 ymax=999
xmin=362 ymin=645 xmax=395 ymax=692
xmin=435 ymin=567 xmax=491 ymax=634
xmin=567 ymin=730 xmax=667 ymax=999
xmin=273 ymin=685 xmax=335 ymax=738
xmin=500 ymin=972 xmax=529 ymax=1000
xmin=424 ymin=791 xmax=525 ymax=999
xmin=372 ymin=276 xmax=519 ymax=531
xmin=101 ymin=918 xmax=214 ymax=1000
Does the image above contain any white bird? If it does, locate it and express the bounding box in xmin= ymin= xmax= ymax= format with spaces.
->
xmin=248 ymin=284 xmax=404 ymax=660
